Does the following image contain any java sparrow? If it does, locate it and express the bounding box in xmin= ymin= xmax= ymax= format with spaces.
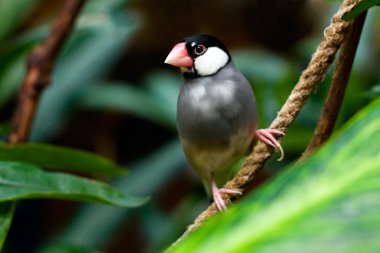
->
xmin=165 ymin=34 xmax=284 ymax=211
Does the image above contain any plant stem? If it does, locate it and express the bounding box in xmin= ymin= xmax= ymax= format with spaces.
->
xmin=8 ymin=0 xmax=86 ymax=144
xmin=303 ymin=11 xmax=367 ymax=158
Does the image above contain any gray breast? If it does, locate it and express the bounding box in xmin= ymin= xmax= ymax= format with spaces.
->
xmin=177 ymin=62 xmax=258 ymax=145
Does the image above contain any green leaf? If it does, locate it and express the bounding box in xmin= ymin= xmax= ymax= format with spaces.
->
xmin=342 ymin=0 xmax=379 ymax=20
xmin=0 ymin=161 xmax=147 ymax=207
xmin=171 ymin=98 xmax=380 ymax=253
xmin=43 ymin=140 xmax=185 ymax=251
xmin=0 ymin=202 xmax=15 ymax=252
xmin=0 ymin=143 xmax=126 ymax=176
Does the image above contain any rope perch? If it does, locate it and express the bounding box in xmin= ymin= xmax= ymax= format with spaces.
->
xmin=172 ymin=0 xmax=361 ymax=245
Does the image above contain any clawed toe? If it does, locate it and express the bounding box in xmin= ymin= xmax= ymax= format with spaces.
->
xmin=211 ymin=180 xmax=241 ymax=211
xmin=255 ymin=128 xmax=285 ymax=161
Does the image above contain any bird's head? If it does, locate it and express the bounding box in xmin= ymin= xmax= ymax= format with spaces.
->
xmin=165 ymin=34 xmax=231 ymax=79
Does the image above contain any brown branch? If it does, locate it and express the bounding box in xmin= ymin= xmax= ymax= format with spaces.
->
xmin=8 ymin=0 xmax=86 ymax=144
xmin=170 ymin=0 xmax=361 ymax=247
xmin=303 ymin=11 xmax=367 ymax=157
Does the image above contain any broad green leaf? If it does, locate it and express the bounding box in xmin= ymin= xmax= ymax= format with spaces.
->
xmin=0 ymin=0 xmax=40 ymax=40
xmin=0 ymin=202 xmax=15 ymax=252
xmin=0 ymin=161 xmax=147 ymax=207
xmin=42 ymin=140 xmax=185 ymax=251
xmin=171 ymin=98 xmax=380 ymax=253
xmin=0 ymin=143 xmax=126 ymax=176
xmin=342 ymin=0 xmax=380 ymax=20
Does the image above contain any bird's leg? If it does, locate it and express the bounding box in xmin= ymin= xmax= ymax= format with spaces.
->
xmin=255 ymin=128 xmax=285 ymax=161
xmin=211 ymin=178 xmax=242 ymax=211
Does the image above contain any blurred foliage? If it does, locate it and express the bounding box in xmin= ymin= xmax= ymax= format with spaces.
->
xmin=38 ymin=140 xmax=191 ymax=252
xmin=76 ymin=72 xmax=179 ymax=130
xmin=0 ymin=8 xmax=46 ymax=109
xmin=0 ymin=0 xmax=379 ymax=252
xmin=0 ymin=161 xmax=146 ymax=206
xmin=0 ymin=0 xmax=148 ymax=251
xmin=30 ymin=0 xmax=139 ymax=142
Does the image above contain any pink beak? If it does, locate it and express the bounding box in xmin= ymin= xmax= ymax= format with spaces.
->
xmin=164 ymin=42 xmax=193 ymax=67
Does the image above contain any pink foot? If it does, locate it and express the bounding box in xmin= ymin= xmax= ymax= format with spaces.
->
xmin=211 ymin=179 xmax=242 ymax=211
xmin=255 ymin=128 xmax=285 ymax=161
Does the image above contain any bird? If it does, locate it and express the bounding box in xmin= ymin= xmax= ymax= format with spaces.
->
xmin=165 ymin=34 xmax=284 ymax=211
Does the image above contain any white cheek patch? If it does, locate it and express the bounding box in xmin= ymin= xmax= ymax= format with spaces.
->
xmin=194 ymin=47 xmax=229 ymax=76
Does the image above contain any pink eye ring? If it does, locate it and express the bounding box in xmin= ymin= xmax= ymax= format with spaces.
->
xmin=194 ymin=44 xmax=206 ymax=55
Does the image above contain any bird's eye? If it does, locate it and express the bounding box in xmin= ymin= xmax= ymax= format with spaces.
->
xmin=194 ymin=45 xmax=206 ymax=55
